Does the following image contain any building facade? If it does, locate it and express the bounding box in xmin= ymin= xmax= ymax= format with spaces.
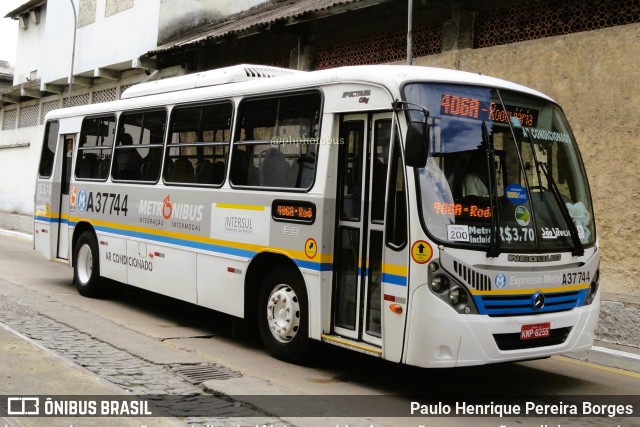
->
xmin=0 ymin=0 xmax=267 ymax=230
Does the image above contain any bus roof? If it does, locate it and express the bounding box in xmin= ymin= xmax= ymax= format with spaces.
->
xmin=46 ymin=64 xmax=553 ymax=120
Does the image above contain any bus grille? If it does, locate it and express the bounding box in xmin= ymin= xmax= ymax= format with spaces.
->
xmin=493 ymin=327 xmax=572 ymax=351
xmin=475 ymin=290 xmax=587 ymax=316
xmin=453 ymin=261 xmax=491 ymax=291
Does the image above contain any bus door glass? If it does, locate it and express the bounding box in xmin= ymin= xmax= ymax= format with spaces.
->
xmin=334 ymin=112 xmax=398 ymax=347
xmin=57 ymin=135 xmax=75 ymax=259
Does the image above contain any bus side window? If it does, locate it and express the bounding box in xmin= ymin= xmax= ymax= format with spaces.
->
xmin=232 ymin=92 xmax=320 ymax=189
xmin=165 ymin=102 xmax=232 ymax=186
xmin=112 ymin=110 xmax=165 ymax=182
xmin=38 ymin=121 xmax=60 ymax=178
xmin=75 ymin=115 xmax=115 ymax=180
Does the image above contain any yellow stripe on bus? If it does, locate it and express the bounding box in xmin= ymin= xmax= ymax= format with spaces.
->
xmin=68 ymin=215 xmax=333 ymax=264
xmin=215 ymin=203 xmax=265 ymax=211
xmin=383 ymin=263 xmax=408 ymax=276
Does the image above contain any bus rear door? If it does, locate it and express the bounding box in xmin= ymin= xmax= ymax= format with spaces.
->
xmin=34 ymin=121 xmax=75 ymax=261
xmin=56 ymin=134 xmax=75 ymax=260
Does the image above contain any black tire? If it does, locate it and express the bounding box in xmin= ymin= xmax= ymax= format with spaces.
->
xmin=73 ymin=231 xmax=103 ymax=297
xmin=257 ymin=265 xmax=309 ymax=362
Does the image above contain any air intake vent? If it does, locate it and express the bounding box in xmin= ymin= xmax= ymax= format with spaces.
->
xmin=493 ymin=326 xmax=572 ymax=350
xmin=121 ymin=64 xmax=303 ymax=99
xmin=453 ymin=261 xmax=491 ymax=291
xmin=476 ymin=290 xmax=586 ymax=316
xmin=242 ymin=65 xmax=297 ymax=79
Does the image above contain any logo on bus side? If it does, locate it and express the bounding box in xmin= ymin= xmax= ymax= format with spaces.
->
xmin=77 ymin=188 xmax=88 ymax=213
xmin=494 ymin=273 xmax=507 ymax=289
xmin=138 ymin=195 xmax=203 ymax=222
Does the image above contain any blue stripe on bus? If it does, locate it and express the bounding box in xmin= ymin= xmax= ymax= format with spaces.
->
xmin=382 ymin=273 xmax=407 ymax=286
xmin=87 ymin=222 xmax=332 ymax=272
xmin=35 ymin=215 xmax=57 ymax=223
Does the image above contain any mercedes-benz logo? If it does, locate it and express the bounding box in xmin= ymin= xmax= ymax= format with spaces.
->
xmin=532 ymin=292 xmax=545 ymax=310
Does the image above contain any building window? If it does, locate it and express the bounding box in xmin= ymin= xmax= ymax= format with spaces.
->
xmin=2 ymin=109 xmax=17 ymax=131
xmin=78 ymin=0 xmax=97 ymax=27
xmin=18 ymin=104 xmax=39 ymax=128
xmin=106 ymin=0 xmax=134 ymax=17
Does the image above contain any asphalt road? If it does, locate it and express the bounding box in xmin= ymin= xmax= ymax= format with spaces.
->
xmin=0 ymin=233 xmax=638 ymax=427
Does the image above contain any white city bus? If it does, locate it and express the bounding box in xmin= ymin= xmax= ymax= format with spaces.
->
xmin=33 ymin=64 xmax=600 ymax=367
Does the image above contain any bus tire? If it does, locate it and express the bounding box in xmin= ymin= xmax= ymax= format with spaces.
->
xmin=73 ymin=231 xmax=103 ymax=298
xmin=257 ymin=266 xmax=309 ymax=362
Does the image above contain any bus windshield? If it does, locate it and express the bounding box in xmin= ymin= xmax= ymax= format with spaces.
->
xmin=404 ymin=83 xmax=596 ymax=253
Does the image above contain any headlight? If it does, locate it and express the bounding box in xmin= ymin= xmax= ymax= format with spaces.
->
xmin=427 ymin=269 xmax=477 ymax=314
xmin=449 ymin=287 xmax=465 ymax=306
xmin=430 ymin=275 xmax=449 ymax=293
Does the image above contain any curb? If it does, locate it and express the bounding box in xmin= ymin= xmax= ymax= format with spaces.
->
xmin=568 ymin=345 xmax=640 ymax=374
xmin=0 ymin=228 xmax=32 ymax=241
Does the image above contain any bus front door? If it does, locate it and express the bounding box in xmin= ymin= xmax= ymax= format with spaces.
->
xmin=333 ymin=112 xmax=406 ymax=352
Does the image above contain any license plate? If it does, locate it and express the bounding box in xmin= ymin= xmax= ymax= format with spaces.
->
xmin=520 ymin=322 xmax=551 ymax=340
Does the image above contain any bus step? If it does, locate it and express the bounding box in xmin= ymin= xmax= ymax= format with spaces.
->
xmin=53 ymin=258 xmax=70 ymax=265
xmin=321 ymin=334 xmax=382 ymax=357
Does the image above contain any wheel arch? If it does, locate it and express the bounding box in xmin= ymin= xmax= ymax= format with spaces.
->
xmin=71 ymin=221 xmax=96 ymax=267
xmin=244 ymin=251 xmax=306 ymax=321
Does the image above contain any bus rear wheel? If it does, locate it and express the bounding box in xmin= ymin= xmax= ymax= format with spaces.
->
xmin=73 ymin=231 xmax=103 ymax=297
xmin=257 ymin=266 xmax=309 ymax=362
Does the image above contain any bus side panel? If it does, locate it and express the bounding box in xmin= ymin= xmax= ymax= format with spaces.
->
xmin=196 ymin=254 xmax=245 ymax=317
xmin=34 ymin=220 xmax=52 ymax=260
xmin=127 ymin=240 xmax=197 ymax=304
xmin=98 ymin=233 xmax=128 ymax=284
xmin=34 ymin=180 xmax=54 ymax=259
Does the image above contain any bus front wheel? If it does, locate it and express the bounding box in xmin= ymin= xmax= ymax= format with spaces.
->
xmin=73 ymin=231 xmax=103 ymax=297
xmin=257 ymin=266 xmax=309 ymax=362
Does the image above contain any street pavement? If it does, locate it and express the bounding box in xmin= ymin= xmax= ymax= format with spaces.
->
xmin=0 ymin=323 xmax=184 ymax=427
xmin=1 ymin=228 xmax=639 ymax=427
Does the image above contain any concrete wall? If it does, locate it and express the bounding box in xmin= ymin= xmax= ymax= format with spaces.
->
xmin=12 ymin=5 xmax=47 ymax=84
xmin=0 ymin=122 xmax=42 ymax=216
xmin=41 ymin=0 xmax=161 ymax=84
xmin=413 ymin=22 xmax=640 ymax=297
xmin=158 ymin=0 xmax=269 ymax=45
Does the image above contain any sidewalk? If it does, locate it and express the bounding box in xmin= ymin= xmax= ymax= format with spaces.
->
xmin=0 ymin=323 xmax=184 ymax=427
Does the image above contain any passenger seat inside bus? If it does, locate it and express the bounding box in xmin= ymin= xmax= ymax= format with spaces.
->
xmin=115 ymin=133 xmax=142 ymax=180
xmin=259 ymin=148 xmax=292 ymax=187
xmin=230 ymin=148 xmax=249 ymax=185
xmin=76 ymin=153 xmax=98 ymax=178
xmin=194 ymin=159 xmax=214 ymax=184
xmin=166 ymin=157 xmax=194 ymax=183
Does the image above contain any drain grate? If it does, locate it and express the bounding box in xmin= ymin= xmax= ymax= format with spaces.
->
xmin=170 ymin=364 xmax=242 ymax=384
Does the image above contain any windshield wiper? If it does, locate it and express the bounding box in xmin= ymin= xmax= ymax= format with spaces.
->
xmin=535 ymin=161 xmax=585 ymax=256
xmin=482 ymin=120 xmax=501 ymax=257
